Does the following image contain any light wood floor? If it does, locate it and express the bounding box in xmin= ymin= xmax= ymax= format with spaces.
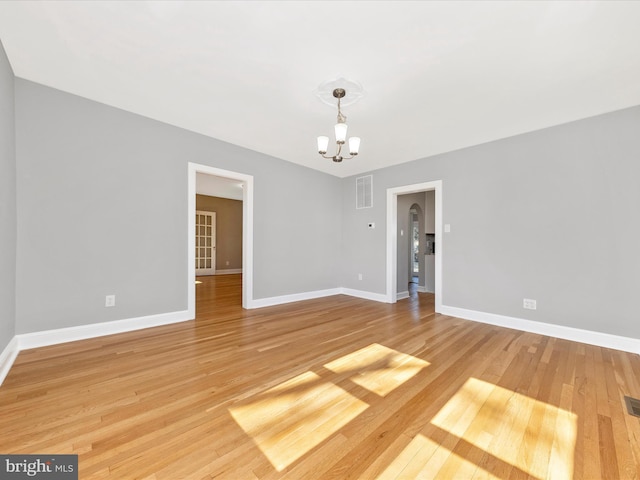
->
xmin=2 ymin=275 xmax=640 ymax=479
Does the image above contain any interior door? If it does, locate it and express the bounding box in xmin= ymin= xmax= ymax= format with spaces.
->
xmin=195 ymin=210 xmax=216 ymax=276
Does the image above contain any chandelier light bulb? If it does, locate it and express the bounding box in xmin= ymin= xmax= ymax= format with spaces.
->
xmin=334 ymin=123 xmax=348 ymax=144
xmin=349 ymin=137 xmax=361 ymax=156
xmin=317 ymin=136 xmax=329 ymax=154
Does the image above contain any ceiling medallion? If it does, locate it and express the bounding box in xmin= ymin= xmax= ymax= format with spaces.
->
xmin=315 ymin=77 xmax=365 ymax=107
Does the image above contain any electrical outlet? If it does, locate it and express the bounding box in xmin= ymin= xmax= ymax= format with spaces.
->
xmin=523 ymin=298 xmax=536 ymax=310
xmin=105 ymin=295 xmax=116 ymax=307
xmin=226 ymin=261 xmax=230 ymax=266
xmin=358 ymin=273 xmax=363 ymax=281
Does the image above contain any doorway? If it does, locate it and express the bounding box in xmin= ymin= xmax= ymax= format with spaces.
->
xmin=188 ymin=163 xmax=254 ymax=315
xmin=386 ymin=180 xmax=442 ymax=312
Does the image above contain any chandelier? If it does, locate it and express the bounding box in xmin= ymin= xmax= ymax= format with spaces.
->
xmin=317 ymin=88 xmax=361 ymax=163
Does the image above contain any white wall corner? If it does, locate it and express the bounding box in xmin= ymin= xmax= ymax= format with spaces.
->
xmin=440 ymin=305 xmax=640 ymax=355
xmin=0 ymin=336 xmax=20 ymax=386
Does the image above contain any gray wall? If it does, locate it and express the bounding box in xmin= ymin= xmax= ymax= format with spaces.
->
xmin=14 ymin=79 xmax=342 ymax=334
xmin=0 ymin=40 xmax=16 ymax=353
xmin=8 ymin=73 xmax=640 ymax=342
xmin=425 ymin=190 xmax=435 ymax=234
xmin=341 ymin=105 xmax=640 ymax=339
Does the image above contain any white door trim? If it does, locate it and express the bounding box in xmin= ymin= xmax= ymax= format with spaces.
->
xmin=386 ymin=180 xmax=442 ymax=312
xmin=188 ymin=163 xmax=254 ymax=312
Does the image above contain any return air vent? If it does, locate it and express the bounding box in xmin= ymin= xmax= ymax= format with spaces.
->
xmin=624 ymin=396 xmax=640 ymax=417
xmin=356 ymin=175 xmax=373 ymax=209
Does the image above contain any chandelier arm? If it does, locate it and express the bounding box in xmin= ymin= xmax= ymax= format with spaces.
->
xmin=318 ymin=140 xmax=360 ymax=160
xmin=317 ymin=151 xmax=357 ymax=161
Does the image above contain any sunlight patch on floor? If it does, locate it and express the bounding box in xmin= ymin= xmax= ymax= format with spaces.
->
xmin=431 ymin=377 xmax=577 ymax=479
xmin=377 ymin=377 xmax=577 ymax=479
xmin=324 ymin=343 xmax=430 ymax=396
xmin=228 ymin=371 xmax=368 ymax=471
xmin=376 ymin=433 xmax=502 ymax=480
xmin=229 ymin=344 xmax=428 ymax=472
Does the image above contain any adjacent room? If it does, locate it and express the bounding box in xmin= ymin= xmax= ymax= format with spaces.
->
xmin=1 ymin=2 xmax=640 ymax=478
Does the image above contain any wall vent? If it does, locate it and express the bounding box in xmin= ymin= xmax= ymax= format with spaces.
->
xmin=356 ymin=175 xmax=373 ymax=209
xmin=624 ymin=396 xmax=640 ymax=417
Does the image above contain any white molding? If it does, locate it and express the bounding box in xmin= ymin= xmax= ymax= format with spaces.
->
xmin=387 ymin=181 xmax=443 ymax=311
xmin=215 ymin=269 xmax=243 ymax=275
xmin=0 ymin=336 xmax=20 ymax=386
xmin=189 ymin=163 xmax=254 ymax=311
xmin=249 ymin=287 xmax=389 ymax=308
xmin=340 ymin=288 xmax=389 ymax=303
xmin=249 ymin=288 xmax=342 ymax=309
xmin=416 ymin=286 xmax=428 ymax=293
xmin=440 ymin=305 xmax=640 ymax=355
xmin=17 ymin=310 xmax=192 ymax=351
xmin=397 ymin=291 xmax=410 ymax=300
xmin=5 ymin=296 xmax=638 ymax=388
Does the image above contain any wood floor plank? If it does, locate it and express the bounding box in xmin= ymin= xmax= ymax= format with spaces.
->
xmin=1 ymin=275 xmax=640 ymax=479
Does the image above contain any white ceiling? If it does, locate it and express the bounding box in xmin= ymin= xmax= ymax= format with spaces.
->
xmin=1 ymin=1 xmax=640 ymax=178
xmin=196 ymin=173 xmax=243 ymax=201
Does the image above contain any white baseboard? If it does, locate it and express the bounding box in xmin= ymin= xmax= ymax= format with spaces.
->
xmin=397 ymin=290 xmax=410 ymax=300
xmin=340 ymin=288 xmax=390 ymax=303
xmin=5 ymin=295 xmax=637 ymax=388
xmin=249 ymin=287 xmax=390 ymax=308
xmin=215 ymin=269 xmax=242 ymax=275
xmin=0 ymin=336 xmax=20 ymax=386
xmin=249 ymin=288 xmax=342 ymax=309
xmin=17 ymin=310 xmax=193 ymax=351
xmin=440 ymin=305 xmax=640 ymax=355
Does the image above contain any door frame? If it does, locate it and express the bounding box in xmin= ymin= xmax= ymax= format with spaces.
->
xmin=386 ymin=180 xmax=442 ymax=311
xmin=188 ymin=162 xmax=254 ymax=313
